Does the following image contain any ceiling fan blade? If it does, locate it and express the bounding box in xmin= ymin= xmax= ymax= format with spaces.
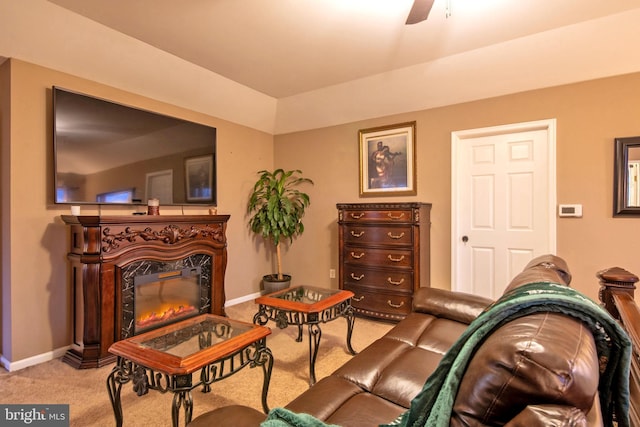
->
xmin=405 ymin=0 xmax=435 ymax=25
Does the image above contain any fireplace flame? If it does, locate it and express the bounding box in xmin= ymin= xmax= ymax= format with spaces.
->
xmin=136 ymin=302 xmax=197 ymax=329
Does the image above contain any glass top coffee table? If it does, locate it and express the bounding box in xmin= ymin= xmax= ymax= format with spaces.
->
xmin=254 ymin=285 xmax=356 ymax=386
xmin=106 ymin=314 xmax=273 ymax=427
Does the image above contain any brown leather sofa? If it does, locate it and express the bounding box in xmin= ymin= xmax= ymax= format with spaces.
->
xmin=189 ymin=255 xmax=623 ymax=426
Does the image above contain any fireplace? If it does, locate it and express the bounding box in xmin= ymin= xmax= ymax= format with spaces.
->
xmin=120 ymin=256 xmax=212 ymax=338
xmin=61 ymin=215 xmax=229 ymax=369
xmin=133 ymin=267 xmax=200 ymax=333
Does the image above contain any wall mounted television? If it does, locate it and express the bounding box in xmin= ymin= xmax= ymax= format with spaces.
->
xmin=52 ymin=86 xmax=217 ymax=206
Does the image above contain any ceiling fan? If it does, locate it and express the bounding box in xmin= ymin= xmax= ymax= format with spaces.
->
xmin=406 ymin=0 xmax=435 ymax=25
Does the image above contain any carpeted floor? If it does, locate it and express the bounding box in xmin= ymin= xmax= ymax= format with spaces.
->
xmin=0 ymin=299 xmax=393 ymax=426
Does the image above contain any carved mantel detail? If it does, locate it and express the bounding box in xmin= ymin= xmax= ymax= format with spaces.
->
xmin=102 ymin=223 xmax=224 ymax=253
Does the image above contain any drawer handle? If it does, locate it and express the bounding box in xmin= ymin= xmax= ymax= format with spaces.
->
xmin=350 ymin=213 xmax=365 ymax=219
xmin=352 ymin=295 xmax=365 ymax=302
xmin=350 ymin=273 xmax=365 ymax=281
xmin=350 ymin=231 xmax=365 ymax=238
xmin=387 ymin=300 xmax=404 ymax=308
xmin=387 ymin=277 xmax=405 ymax=286
xmin=350 ymin=252 xmax=365 ymax=259
xmin=387 ymin=255 xmax=405 ymax=262
xmin=387 ymin=232 xmax=405 ymax=239
xmin=387 ymin=213 xmax=405 ymax=220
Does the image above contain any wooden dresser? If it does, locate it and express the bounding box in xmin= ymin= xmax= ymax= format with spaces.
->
xmin=337 ymin=203 xmax=431 ymax=321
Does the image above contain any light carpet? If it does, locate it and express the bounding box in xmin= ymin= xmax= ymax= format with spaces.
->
xmin=0 ymin=300 xmax=392 ymax=426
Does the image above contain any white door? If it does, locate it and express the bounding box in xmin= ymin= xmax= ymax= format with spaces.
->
xmin=146 ymin=170 xmax=174 ymax=204
xmin=451 ymin=120 xmax=557 ymax=299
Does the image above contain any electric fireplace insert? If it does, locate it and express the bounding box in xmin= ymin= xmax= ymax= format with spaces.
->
xmin=120 ymin=255 xmax=213 ymax=339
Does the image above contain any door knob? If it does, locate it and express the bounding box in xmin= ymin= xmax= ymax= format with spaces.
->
xmin=461 ymin=235 xmax=469 ymax=243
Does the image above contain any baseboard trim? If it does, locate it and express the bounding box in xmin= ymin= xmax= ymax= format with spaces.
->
xmin=225 ymin=291 xmax=261 ymax=307
xmin=1 ymin=346 xmax=70 ymax=372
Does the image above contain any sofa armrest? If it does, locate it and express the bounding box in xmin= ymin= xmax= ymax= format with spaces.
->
xmin=412 ymin=287 xmax=492 ymax=324
xmin=452 ymin=311 xmax=600 ymax=426
xmin=504 ymin=405 xmax=588 ymax=427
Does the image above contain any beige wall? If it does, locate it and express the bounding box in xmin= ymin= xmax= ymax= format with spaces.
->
xmin=1 ymin=59 xmax=273 ymax=363
xmin=275 ymin=72 xmax=640 ymax=304
xmin=3 ymin=57 xmax=640 ymax=367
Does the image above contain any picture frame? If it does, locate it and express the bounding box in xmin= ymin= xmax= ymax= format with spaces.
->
xmin=185 ymin=155 xmax=214 ymax=202
xmin=359 ymin=121 xmax=416 ymax=197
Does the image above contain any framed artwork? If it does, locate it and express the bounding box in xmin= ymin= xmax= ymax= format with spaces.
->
xmin=359 ymin=121 xmax=416 ymax=197
xmin=185 ymin=155 xmax=214 ymax=202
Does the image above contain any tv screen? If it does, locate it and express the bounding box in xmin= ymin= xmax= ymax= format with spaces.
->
xmin=52 ymin=86 xmax=217 ymax=206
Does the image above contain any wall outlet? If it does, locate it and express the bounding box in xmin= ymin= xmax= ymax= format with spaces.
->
xmin=329 ymin=269 xmax=336 ymax=279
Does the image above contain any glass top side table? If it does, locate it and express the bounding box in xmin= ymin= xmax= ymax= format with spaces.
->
xmin=254 ymin=285 xmax=356 ymax=386
xmin=107 ymin=314 xmax=273 ymax=427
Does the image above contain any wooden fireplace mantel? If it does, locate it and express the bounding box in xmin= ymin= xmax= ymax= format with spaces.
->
xmin=61 ymin=214 xmax=230 ymax=369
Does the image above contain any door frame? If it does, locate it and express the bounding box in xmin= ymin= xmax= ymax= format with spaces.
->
xmin=450 ymin=119 xmax=557 ymax=292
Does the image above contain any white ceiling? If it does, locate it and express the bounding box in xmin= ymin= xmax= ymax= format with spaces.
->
xmin=3 ymin=1 xmax=640 ymax=133
xmin=47 ymin=0 xmax=640 ymax=98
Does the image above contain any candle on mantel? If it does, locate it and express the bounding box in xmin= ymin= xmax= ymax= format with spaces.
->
xmin=147 ymin=198 xmax=160 ymax=215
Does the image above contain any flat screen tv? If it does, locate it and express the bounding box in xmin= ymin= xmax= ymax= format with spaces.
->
xmin=52 ymin=86 xmax=217 ymax=206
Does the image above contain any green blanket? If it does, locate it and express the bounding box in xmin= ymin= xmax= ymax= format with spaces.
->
xmin=261 ymin=409 xmax=340 ymax=427
xmin=262 ymin=282 xmax=632 ymax=427
xmin=383 ymin=282 xmax=631 ymax=427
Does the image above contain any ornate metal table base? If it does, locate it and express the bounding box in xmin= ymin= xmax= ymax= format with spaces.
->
xmin=254 ymin=298 xmax=356 ymax=386
xmin=106 ymin=338 xmax=273 ymax=427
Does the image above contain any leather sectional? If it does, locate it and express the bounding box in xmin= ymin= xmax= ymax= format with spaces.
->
xmin=189 ymin=255 xmax=624 ymax=426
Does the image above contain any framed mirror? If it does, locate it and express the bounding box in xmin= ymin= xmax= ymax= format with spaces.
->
xmin=614 ymin=136 xmax=640 ymax=216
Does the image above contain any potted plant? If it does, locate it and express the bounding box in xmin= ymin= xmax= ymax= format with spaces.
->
xmin=247 ymin=169 xmax=314 ymax=293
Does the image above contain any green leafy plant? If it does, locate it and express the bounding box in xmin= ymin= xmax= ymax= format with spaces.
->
xmin=247 ymin=169 xmax=314 ymax=281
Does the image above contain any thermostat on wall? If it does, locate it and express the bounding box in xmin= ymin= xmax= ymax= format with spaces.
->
xmin=558 ymin=204 xmax=583 ymax=218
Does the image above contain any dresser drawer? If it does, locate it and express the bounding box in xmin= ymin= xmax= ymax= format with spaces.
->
xmin=343 ymin=224 xmax=413 ymax=246
xmin=343 ymin=246 xmax=413 ymax=268
xmin=342 ymin=209 xmax=413 ymax=224
xmin=343 ymin=265 xmax=413 ymax=292
xmin=345 ymin=285 xmax=412 ymax=320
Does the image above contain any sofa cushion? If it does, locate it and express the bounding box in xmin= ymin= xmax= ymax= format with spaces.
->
xmin=412 ymin=287 xmax=492 ymax=324
xmin=285 ymin=376 xmax=406 ymax=426
xmin=374 ymin=318 xmax=472 ymax=408
xmin=504 ymin=405 xmax=588 ymax=427
xmin=321 ymin=393 xmax=407 ymax=426
xmin=284 ymin=376 xmax=367 ymax=420
xmin=187 ymin=405 xmax=266 ymax=427
xmin=282 ymin=312 xmax=476 ymax=425
xmin=332 ymin=313 xmax=471 ymax=409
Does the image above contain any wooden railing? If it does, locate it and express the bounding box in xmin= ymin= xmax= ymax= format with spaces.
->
xmin=597 ymin=267 xmax=640 ymax=427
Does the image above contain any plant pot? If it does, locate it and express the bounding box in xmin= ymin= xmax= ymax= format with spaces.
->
xmin=262 ymin=274 xmax=291 ymax=294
